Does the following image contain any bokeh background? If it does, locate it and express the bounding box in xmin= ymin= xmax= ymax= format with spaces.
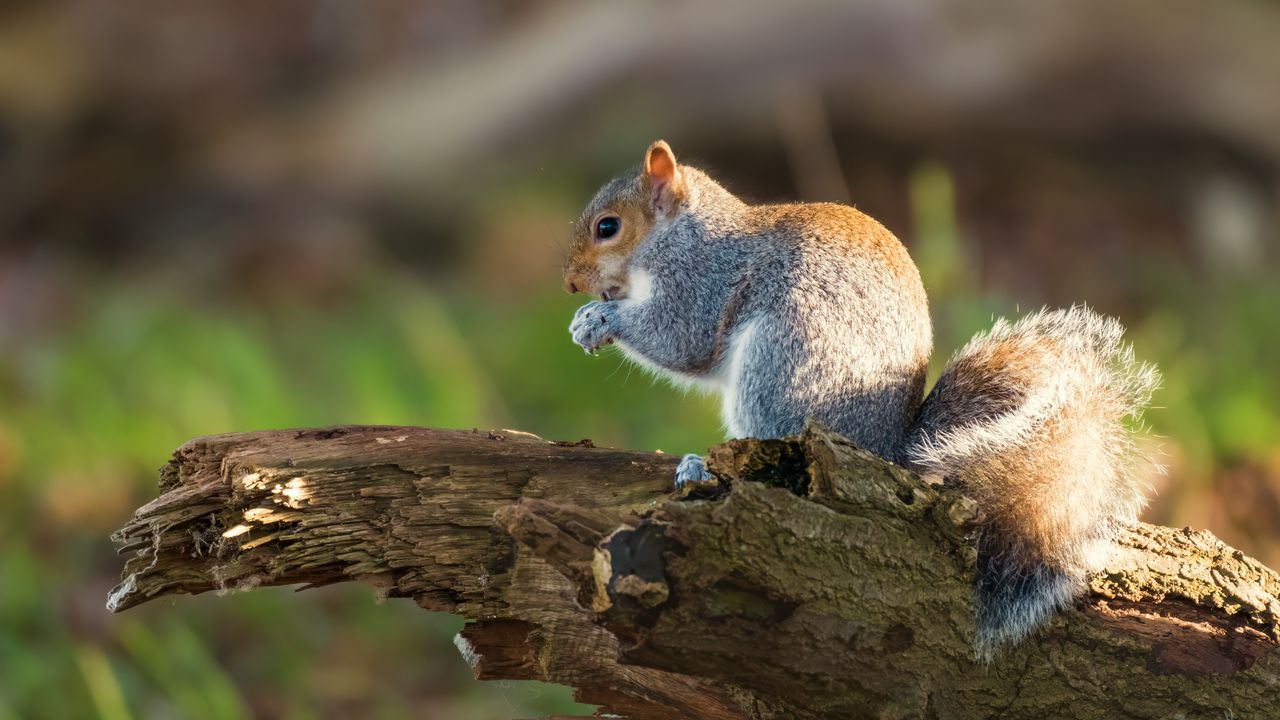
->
xmin=2 ymin=1 xmax=1278 ymax=717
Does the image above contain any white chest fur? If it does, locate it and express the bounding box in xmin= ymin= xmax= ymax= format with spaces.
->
xmin=718 ymin=317 xmax=761 ymax=437
xmin=624 ymin=267 xmax=654 ymax=304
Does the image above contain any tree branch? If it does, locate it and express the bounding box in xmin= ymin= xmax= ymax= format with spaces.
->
xmin=110 ymin=424 xmax=1280 ymax=719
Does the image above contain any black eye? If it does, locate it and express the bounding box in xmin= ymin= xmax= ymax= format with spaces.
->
xmin=594 ymin=215 xmax=620 ymax=241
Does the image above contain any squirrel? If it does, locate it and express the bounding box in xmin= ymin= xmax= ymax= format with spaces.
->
xmin=562 ymin=140 xmax=1160 ymax=659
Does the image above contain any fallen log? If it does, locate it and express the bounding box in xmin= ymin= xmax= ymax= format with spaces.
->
xmin=109 ymin=424 xmax=1280 ymax=719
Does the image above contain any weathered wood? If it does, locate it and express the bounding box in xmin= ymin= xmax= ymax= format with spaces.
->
xmin=110 ymin=424 xmax=1280 ymax=719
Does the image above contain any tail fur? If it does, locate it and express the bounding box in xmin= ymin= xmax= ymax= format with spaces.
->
xmin=904 ymin=306 xmax=1160 ymax=660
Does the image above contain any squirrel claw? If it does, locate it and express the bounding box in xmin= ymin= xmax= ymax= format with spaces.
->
xmin=675 ymin=453 xmax=713 ymax=489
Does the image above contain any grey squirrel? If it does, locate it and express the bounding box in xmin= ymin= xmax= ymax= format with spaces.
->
xmin=562 ymin=140 xmax=1160 ymax=659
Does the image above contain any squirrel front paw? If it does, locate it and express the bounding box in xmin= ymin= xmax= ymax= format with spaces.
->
xmin=675 ymin=453 xmax=713 ymax=488
xmin=569 ymin=300 xmax=620 ymax=354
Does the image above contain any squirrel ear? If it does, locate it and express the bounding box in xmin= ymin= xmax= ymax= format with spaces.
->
xmin=643 ymin=140 xmax=685 ymax=216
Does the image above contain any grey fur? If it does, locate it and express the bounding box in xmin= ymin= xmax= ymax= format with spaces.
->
xmin=567 ymin=159 xmax=1159 ymax=659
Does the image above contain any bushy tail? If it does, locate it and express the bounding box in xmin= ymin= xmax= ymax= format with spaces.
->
xmin=904 ymin=306 xmax=1160 ymax=660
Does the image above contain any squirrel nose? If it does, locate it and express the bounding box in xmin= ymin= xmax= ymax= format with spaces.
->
xmin=563 ymin=279 xmax=579 ymax=294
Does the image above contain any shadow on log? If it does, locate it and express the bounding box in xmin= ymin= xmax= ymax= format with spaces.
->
xmin=109 ymin=424 xmax=1280 ymax=719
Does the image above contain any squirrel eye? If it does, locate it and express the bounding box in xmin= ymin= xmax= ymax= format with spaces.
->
xmin=594 ymin=215 xmax=621 ymax=242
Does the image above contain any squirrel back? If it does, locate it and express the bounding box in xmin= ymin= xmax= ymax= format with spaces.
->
xmin=564 ymin=141 xmax=1161 ymax=658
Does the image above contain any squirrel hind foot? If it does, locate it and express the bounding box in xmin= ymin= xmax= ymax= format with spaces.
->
xmin=674 ymin=454 xmax=713 ymax=489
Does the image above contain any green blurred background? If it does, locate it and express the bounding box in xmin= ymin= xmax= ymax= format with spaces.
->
xmin=2 ymin=1 xmax=1278 ymax=717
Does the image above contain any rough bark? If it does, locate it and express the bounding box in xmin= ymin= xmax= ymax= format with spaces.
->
xmin=109 ymin=424 xmax=1280 ymax=719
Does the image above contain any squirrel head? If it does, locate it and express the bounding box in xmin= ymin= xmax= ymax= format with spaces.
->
xmin=563 ymin=140 xmax=687 ymax=298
